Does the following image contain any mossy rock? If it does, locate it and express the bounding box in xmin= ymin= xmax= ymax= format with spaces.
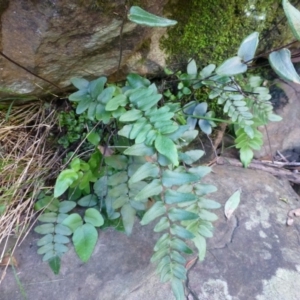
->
xmin=162 ymin=0 xmax=298 ymax=67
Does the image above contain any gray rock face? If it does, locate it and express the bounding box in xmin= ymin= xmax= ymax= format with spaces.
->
xmin=254 ymin=79 xmax=300 ymax=160
xmin=2 ymin=165 xmax=300 ymax=300
xmin=0 ymin=0 xmax=168 ymax=97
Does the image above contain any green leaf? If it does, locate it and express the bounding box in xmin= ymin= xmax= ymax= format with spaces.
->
xmin=238 ymin=32 xmax=259 ymax=62
xmin=38 ymin=243 xmax=53 ymax=255
xmin=55 ymin=224 xmax=72 ymax=236
xmin=48 ymin=256 xmax=61 ymax=275
xmin=54 ymin=234 xmax=70 ymax=244
xmin=140 ymin=201 xmax=166 ymax=225
xmin=37 ymin=234 xmax=53 ymax=246
xmin=155 ymin=134 xmax=178 ymax=166
xmin=268 ymin=113 xmax=282 ymax=122
xmin=76 ymin=96 xmax=92 ymax=114
xmin=194 ymin=183 xmax=217 ymax=196
xmin=162 ymin=170 xmax=198 ymax=187
xmin=34 ymin=196 xmax=57 ymax=211
xmin=199 ymin=199 xmax=221 ymax=210
xmin=105 ymin=155 xmax=128 ymax=170
xmin=171 ymin=251 xmax=186 ymax=265
xmin=199 ymin=119 xmax=212 ymax=135
xmin=187 ymin=59 xmax=197 ymax=76
xmin=137 ymin=94 xmax=162 ymax=111
xmin=118 ymin=124 xmax=133 ymax=138
xmin=107 ymin=171 xmax=128 ymax=186
xmin=70 ymin=158 xmax=81 ymax=172
xmin=151 ymin=247 xmax=169 ymax=263
xmin=54 ymin=243 xmax=69 ymax=254
xmin=84 ymin=208 xmax=104 ymax=227
xmin=172 ymin=263 xmax=187 ymax=280
xmin=87 ymin=131 xmax=100 ymax=146
xmin=38 ymin=212 xmax=57 ymax=223
xmin=97 ymin=86 xmax=115 ymax=104
xmin=224 ymin=188 xmax=241 ymax=219
xmin=170 ymin=225 xmax=195 ymax=239
xmin=128 ymin=6 xmax=177 ymax=27
xmin=121 ymin=204 xmax=136 ymax=236
xmin=240 ymin=146 xmax=253 ymax=167
xmin=269 ymin=49 xmax=300 ymax=84
xmin=129 ymin=162 xmax=159 ymax=184
xmin=69 ymin=90 xmax=89 ymax=102
xmin=157 ymin=255 xmax=171 ymax=274
xmin=73 ymin=224 xmax=98 ymax=262
xmin=70 ymin=77 xmax=89 ymax=90
xmin=78 ymin=194 xmax=98 ymax=207
xmin=135 ymin=124 xmax=153 ymax=143
xmin=198 ymin=209 xmax=218 ymax=222
xmin=168 ymin=208 xmax=198 ymax=222
xmin=105 ymin=94 xmax=127 ymax=111
xmin=42 ymin=250 xmax=55 ymax=262
xmin=283 ymin=0 xmax=300 ymax=41
xmin=171 ymin=277 xmax=185 ymax=299
xmin=34 ymin=223 xmax=55 ymax=235
xmin=154 ymin=233 xmax=170 ymax=251
xmin=130 ymin=118 xmax=147 ymax=139
xmin=88 ymin=77 xmax=107 ymax=99
xmin=193 ymin=234 xmax=206 ymax=261
xmin=63 ymin=213 xmax=83 ymax=232
xmin=54 ymin=169 xmax=79 ymax=198
xmin=56 ymin=213 xmax=68 ymax=223
xmin=170 ymin=238 xmax=193 ymax=254
xmin=216 ymin=56 xmax=247 ymax=76
xmin=198 ymin=224 xmax=213 ymax=238
xmin=188 ymin=166 xmax=211 ymax=179
xmin=112 ymin=195 xmax=128 ymax=209
xmin=179 ymin=150 xmax=204 ymax=165
xmin=127 ymin=74 xmax=150 ymax=88
xmin=199 ymin=64 xmax=216 ymax=79
xmin=124 ymin=143 xmax=155 ymax=156
xmin=95 ymin=103 xmax=111 ymax=123
xmin=154 ymin=217 xmax=170 ymax=232
xmin=58 ymin=201 xmax=77 ymax=213
xmin=134 ymin=179 xmax=163 ymax=201
xmin=165 ymin=190 xmax=196 ymax=204
xmin=119 ymin=109 xmax=143 ymax=122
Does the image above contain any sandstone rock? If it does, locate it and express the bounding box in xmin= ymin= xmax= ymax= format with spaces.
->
xmin=2 ymin=165 xmax=300 ymax=299
xmin=0 ymin=0 xmax=168 ymax=97
xmin=254 ymin=78 xmax=300 ymax=160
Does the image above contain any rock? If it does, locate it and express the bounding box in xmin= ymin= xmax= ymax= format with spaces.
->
xmin=254 ymin=78 xmax=300 ymax=160
xmin=190 ymin=165 xmax=300 ymax=299
xmin=2 ymin=165 xmax=300 ymax=299
xmin=0 ymin=0 xmax=169 ymax=97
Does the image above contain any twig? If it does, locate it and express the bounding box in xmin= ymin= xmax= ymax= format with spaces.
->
xmin=0 ymin=51 xmax=63 ymax=91
xmin=216 ymin=157 xmax=300 ymax=184
xmin=276 ymin=150 xmax=289 ymax=163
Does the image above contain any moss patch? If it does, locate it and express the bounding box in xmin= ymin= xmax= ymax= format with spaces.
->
xmin=161 ymin=0 xmax=283 ymax=66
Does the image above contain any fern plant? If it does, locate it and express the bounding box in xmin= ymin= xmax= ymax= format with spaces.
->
xmin=33 ymin=2 xmax=300 ymax=299
xmin=175 ymin=33 xmax=282 ymax=166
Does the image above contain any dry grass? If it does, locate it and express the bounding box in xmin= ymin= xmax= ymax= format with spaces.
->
xmin=0 ymin=101 xmax=61 ymax=280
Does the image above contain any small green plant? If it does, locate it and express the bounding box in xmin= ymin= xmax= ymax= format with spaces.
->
xmin=33 ymin=2 xmax=300 ymax=299
xmin=57 ymin=110 xmax=98 ymax=149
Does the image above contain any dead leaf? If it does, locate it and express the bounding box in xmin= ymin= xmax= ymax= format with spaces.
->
xmin=98 ymin=145 xmax=114 ymax=156
xmin=224 ymin=188 xmax=241 ymax=220
xmin=185 ymin=256 xmax=198 ymax=270
xmin=0 ymin=255 xmax=18 ymax=267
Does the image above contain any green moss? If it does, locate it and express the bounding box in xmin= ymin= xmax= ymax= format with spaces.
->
xmin=162 ymin=0 xmax=283 ymax=66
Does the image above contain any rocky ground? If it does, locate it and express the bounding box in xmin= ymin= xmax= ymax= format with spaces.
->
xmin=2 ymin=164 xmax=300 ymax=300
